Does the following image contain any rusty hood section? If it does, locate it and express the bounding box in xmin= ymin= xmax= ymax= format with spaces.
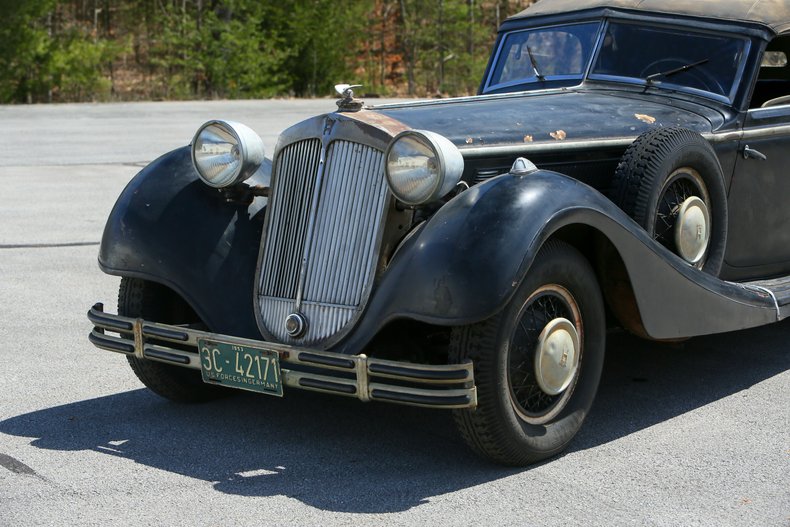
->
xmin=366 ymin=90 xmax=720 ymax=156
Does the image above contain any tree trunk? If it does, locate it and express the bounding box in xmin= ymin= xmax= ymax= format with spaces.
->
xmin=398 ymin=0 xmax=415 ymax=96
xmin=438 ymin=0 xmax=444 ymax=93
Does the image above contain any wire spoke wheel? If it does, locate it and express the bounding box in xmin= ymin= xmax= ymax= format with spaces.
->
xmin=450 ymin=240 xmax=605 ymax=466
xmin=652 ymin=167 xmax=711 ymax=268
xmin=508 ymin=285 xmax=582 ymax=424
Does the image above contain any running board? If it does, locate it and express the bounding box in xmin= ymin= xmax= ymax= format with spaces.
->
xmin=743 ymin=275 xmax=790 ymax=320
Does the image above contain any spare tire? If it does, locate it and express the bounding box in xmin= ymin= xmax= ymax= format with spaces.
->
xmin=610 ymin=126 xmax=727 ymax=275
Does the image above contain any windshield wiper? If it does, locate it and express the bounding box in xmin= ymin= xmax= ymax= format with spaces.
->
xmin=645 ymin=58 xmax=709 ymax=84
xmin=526 ymin=46 xmax=545 ymax=81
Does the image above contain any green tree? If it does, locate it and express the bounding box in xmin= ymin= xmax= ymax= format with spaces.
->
xmin=0 ymin=0 xmax=124 ymax=103
xmin=202 ymin=3 xmax=294 ymax=98
xmin=283 ymin=0 xmax=373 ymax=96
xmin=0 ymin=0 xmax=536 ymax=103
xmin=0 ymin=0 xmax=56 ymax=102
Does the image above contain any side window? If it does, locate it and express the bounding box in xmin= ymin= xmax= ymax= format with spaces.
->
xmin=749 ymin=35 xmax=790 ymax=109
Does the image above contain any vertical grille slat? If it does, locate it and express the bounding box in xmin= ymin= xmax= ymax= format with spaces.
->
xmin=264 ymin=138 xmax=321 ymax=299
xmin=343 ymin=147 xmax=377 ymax=305
xmin=356 ymin=150 xmax=385 ymax=304
xmin=258 ymin=137 xmax=388 ymax=347
xmin=308 ymin=141 xmax=350 ymax=304
xmin=322 ymin=142 xmax=359 ymax=304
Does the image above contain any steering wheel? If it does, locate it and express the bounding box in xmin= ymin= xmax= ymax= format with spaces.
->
xmin=640 ymin=58 xmax=724 ymax=95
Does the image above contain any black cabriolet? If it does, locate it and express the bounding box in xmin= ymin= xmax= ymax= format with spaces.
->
xmin=88 ymin=0 xmax=790 ymax=465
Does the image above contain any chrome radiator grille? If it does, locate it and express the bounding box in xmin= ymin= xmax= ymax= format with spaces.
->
xmin=258 ymin=138 xmax=389 ymax=347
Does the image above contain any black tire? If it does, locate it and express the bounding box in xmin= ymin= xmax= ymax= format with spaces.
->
xmin=119 ymin=277 xmax=229 ymax=403
xmin=451 ymin=241 xmax=606 ymax=466
xmin=611 ymin=126 xmax=727 ymax=275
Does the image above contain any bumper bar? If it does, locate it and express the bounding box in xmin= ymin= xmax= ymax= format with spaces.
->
xmin=88 ymin=303 xmax=477 ymax=409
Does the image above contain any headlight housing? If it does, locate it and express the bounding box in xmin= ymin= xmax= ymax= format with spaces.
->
xmin=384 ymin=130 xmax=464 ymax=205
xmin=191 ymin=120 xmax=265 ymax=188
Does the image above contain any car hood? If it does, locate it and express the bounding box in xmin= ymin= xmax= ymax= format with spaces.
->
xmin=370 ymin=89 xmax=721 ymax=152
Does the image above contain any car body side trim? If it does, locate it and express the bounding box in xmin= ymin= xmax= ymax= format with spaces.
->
xmin=458 ymin=124 xmax=790 ymax=158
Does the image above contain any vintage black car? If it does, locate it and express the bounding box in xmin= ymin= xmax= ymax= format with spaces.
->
xmin=88 ymin=0 xmax=790 ymax=465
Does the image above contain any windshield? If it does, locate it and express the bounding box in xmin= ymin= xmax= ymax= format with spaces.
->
xmin=590 ymin=22 xmax=748 ymax=100
xmin=487 ymin=22 xmax=600 ymax=91
xmin=486 ymin=20 xmax=749 ymax=102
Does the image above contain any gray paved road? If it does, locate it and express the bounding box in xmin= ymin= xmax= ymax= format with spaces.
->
xmin=0 ymin=100 xmax=788 ymax=527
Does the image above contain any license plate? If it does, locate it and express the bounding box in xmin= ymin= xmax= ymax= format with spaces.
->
xmin=198 ymin=338 xmax=283 ymax=396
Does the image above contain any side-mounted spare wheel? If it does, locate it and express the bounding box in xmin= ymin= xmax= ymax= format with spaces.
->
xmin=450 ymin=241 xmax=606 ymax=466
xmin=119 ymin=277 xmax=229 ymax=403
xmin=611 ymin=126 xmax=728 ymax=275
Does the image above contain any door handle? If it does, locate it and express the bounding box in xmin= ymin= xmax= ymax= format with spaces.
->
xmin=743 ymin=145 xmax=767 ymax=161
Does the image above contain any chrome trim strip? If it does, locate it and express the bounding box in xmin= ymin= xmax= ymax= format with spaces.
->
xmin=748 ymin=285 xmax=780 ymax=317
xmin=356 ymin=354 xmax=371 ymax=402
xmin=740 ymin=124 xmax=790 ymax=140
xmin=457 ymin=125 xmax=790 ymax=158
xmin=133 ymin=319 xmax=144 ymax=360
xmin=88 ymin=303 xmax=477 ymax=410
xmin=707 ymin=131 xmax=741 ymax=143
xmin=749 ymin=104 xmax=790 ymax=116
xmin=294 ymin=122 xmax=333 ymax=309
xmin=459 ymin=136 xmax=636 ymax=157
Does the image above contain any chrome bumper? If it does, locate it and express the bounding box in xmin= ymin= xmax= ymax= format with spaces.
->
xmin=88 ymin=303 xmax=477 ymax=409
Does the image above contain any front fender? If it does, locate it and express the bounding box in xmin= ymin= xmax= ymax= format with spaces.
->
xmin=341 ymin=170 xmax=775 ymax=350
xmin=98 ymin=146 xmax=270 ymax=338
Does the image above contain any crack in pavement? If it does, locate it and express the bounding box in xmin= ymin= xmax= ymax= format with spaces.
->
xmin=0 ymin=160 xmax=151 ymax=169
xmin=0 ymin=453 xmax=39 ymax=477
xmin=0 ymin=241 xmax=100 ymax=249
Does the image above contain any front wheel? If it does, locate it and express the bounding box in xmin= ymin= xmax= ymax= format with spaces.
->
xmin=119 ymin=277 xmax=229 ymax=403
xmin=451 ymin=241 xmax=605 ymax=465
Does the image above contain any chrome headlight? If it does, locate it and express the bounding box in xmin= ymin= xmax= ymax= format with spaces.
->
xmin=191 ymin=120 xmax=265 ymax=188
xmin=384 ymin=130 xmax=464 ymax=205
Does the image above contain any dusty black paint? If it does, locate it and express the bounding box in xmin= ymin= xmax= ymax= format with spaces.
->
xmin=376 ymin=90 xmax=724 ymax=152
xmin=98 ymin=147 xmax=269 ymax=339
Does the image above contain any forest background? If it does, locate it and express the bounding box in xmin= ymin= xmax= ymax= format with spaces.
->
xmin=0 ymin=0 xmax=538 ymax=104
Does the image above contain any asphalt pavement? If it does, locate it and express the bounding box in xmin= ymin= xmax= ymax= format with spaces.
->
xmin=0 ymin=100 xmax=788 ymax=527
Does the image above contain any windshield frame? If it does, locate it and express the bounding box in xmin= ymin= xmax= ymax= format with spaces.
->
xmin=483 ymin=16 xmax=753 ymax=105
xmin=587 ymin=19 xmax=752 ymax=104
xmin=483 ymin=19 xmax=605 ymax=94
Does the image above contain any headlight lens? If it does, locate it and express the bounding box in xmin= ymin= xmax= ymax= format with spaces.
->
xmin=191 ymin=120 xmax=265 ymax=188
xmin=385 ymin=130 xmax=464 ymax=205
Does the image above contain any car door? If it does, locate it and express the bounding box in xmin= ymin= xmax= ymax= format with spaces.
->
xmin=726 ymin=104 xmax=790 ymax=275
xmin=724 ymin=40 xmax=790 ymax=278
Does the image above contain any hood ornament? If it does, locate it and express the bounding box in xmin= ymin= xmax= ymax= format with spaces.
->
xmin=335 ymin=83 xmax=364 ymax=112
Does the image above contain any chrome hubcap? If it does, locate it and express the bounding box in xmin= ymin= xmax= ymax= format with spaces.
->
xmin=674 ymin=196 xmax=710 ymax=265
xmin=534 ymin=317 xmax=580 ymax=395
xmin=508 ymin=284 xmax=583 ymax=424
xmin=653 ymin=167 xmax=711 ymax=269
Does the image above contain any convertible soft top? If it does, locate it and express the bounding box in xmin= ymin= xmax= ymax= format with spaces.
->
xmin=512 ymin=0 xmax=790 ymax=33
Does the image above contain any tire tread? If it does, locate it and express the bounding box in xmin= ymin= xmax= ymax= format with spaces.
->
xmin=451 ymin=241 xmax=604 ymax=466
xmin=119 ymin=277 xmax=227 ymax=403
xmin=610 ymin=126 xmax=727 ymax=275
